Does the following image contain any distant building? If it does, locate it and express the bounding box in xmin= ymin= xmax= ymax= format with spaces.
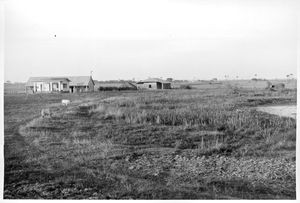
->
xmin=25 ymin=76 xmax=95 ymax=93
xmin=25 ymin=77 xmax=70 ymax=93
xmin=166 ymin=78 xmax=173 ymax=82
xmin=68 ymin=76 xmax=95 ymax=93
xmin=136 ymin=78 xmax=171 ymax=90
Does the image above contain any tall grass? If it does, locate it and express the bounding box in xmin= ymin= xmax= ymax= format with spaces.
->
xmin=89 ymin=94 xmax=295 ymax=148
xmin=5 ymin=87 xmax=296 ymax=199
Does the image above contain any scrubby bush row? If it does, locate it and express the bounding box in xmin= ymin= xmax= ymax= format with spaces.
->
xmin=98 ymin=86 xmax=136 ymax=91
xmin=91 ymin=100 xmax=295 ymax=140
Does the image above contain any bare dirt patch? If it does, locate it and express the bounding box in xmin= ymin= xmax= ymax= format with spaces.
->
xmin=256 ymin=105 xmax=296 ymax=119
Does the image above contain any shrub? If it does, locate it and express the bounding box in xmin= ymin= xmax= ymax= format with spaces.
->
xmin=179 ymin=85 xmax=192 ymax=89
xmin=98 ymin=86 xmax=136 ymax=91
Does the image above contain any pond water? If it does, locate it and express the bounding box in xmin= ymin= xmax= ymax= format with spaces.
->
xmin=256 ymin=105 xmax=296 ymax=119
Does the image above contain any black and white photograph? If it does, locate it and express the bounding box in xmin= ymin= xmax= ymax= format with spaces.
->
xmin=1 ymin=0 xmax=299 ymax=200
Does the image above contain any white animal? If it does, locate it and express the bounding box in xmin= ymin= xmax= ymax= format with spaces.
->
xmin=41 ymin=108 xmax=52 ymax=118
xmin=62 ymin=99 xmax=71 ymax=106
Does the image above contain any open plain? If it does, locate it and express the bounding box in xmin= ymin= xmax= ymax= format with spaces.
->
xmin=4 ymin=81 xmax=297 ymax=199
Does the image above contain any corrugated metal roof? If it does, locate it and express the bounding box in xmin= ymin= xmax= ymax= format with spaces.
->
xmin=68 ymin=76 xmax=94 ymax=86
xmin=26 ymin=77 xmax=70 ymax=86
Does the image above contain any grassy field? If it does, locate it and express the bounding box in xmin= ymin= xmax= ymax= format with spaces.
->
xmin=4 ymin=83 xmax=26 ymax=94
xmin=4 ymin=83 xmax=297 ymax=199
xmin=172 ymin=79 xmax=297 ymax=90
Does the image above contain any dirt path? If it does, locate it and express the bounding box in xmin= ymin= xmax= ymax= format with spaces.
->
xmin=4 ymin=95 xmax=113 ymax=198
xmin=256 ymin=105 xmax=296 ymax=119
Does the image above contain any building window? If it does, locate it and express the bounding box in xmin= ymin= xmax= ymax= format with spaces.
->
xmin=63 ymin=83 xmax=67 ymax=88
xmin=149 ymin=84 xmax=152 ymax=88
xmin=53 ymin=83 xmax=58 ymax=90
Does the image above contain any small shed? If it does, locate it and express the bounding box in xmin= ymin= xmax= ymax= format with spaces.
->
xmin=68 ymin=76 xmax=95 ymax=93
xmin=136 ymin=78 xmax=172 ymax=90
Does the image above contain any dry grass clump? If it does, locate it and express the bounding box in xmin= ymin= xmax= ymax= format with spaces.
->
xmin=91 ymin=98 xmax=295 ymax=152
xmin=84 ymin=90 xmax=296 ymax=157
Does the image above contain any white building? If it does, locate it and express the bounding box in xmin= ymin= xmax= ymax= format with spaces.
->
xmin=25 ymin=77 xmax=70 ymax=93
xmin=68 ymin=76 xmax=95 ymax=93
xmin=25 ymin=76 xmax=95 ymax=93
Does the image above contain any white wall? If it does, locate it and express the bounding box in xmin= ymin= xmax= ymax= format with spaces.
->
xmin=137 ymin=82 xmax=157 ymax=89
xmin=34 ymin=81 xmax=70 ymax=92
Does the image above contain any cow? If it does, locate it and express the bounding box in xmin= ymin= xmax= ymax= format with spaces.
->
xmin=62 ymin=99 xmax=71 ymax=106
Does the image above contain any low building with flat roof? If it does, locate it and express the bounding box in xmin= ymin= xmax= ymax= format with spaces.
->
xmin=136 ymin=78 xmax=172 ymax=90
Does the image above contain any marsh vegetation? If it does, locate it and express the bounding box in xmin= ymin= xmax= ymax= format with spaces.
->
xmin=4 ymin=83 xmax=296 ymax=199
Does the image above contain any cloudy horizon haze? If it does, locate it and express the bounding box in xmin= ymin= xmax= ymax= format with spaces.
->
xmin=3 ymin=0 xmax=299 ymax=83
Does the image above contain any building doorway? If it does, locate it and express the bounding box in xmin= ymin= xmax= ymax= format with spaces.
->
xmin=157 ymin=82 xmax=162 ymax=89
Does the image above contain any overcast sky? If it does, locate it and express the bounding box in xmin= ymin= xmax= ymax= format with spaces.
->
xmin=4 ymin=0 xmax=298 ymax=82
